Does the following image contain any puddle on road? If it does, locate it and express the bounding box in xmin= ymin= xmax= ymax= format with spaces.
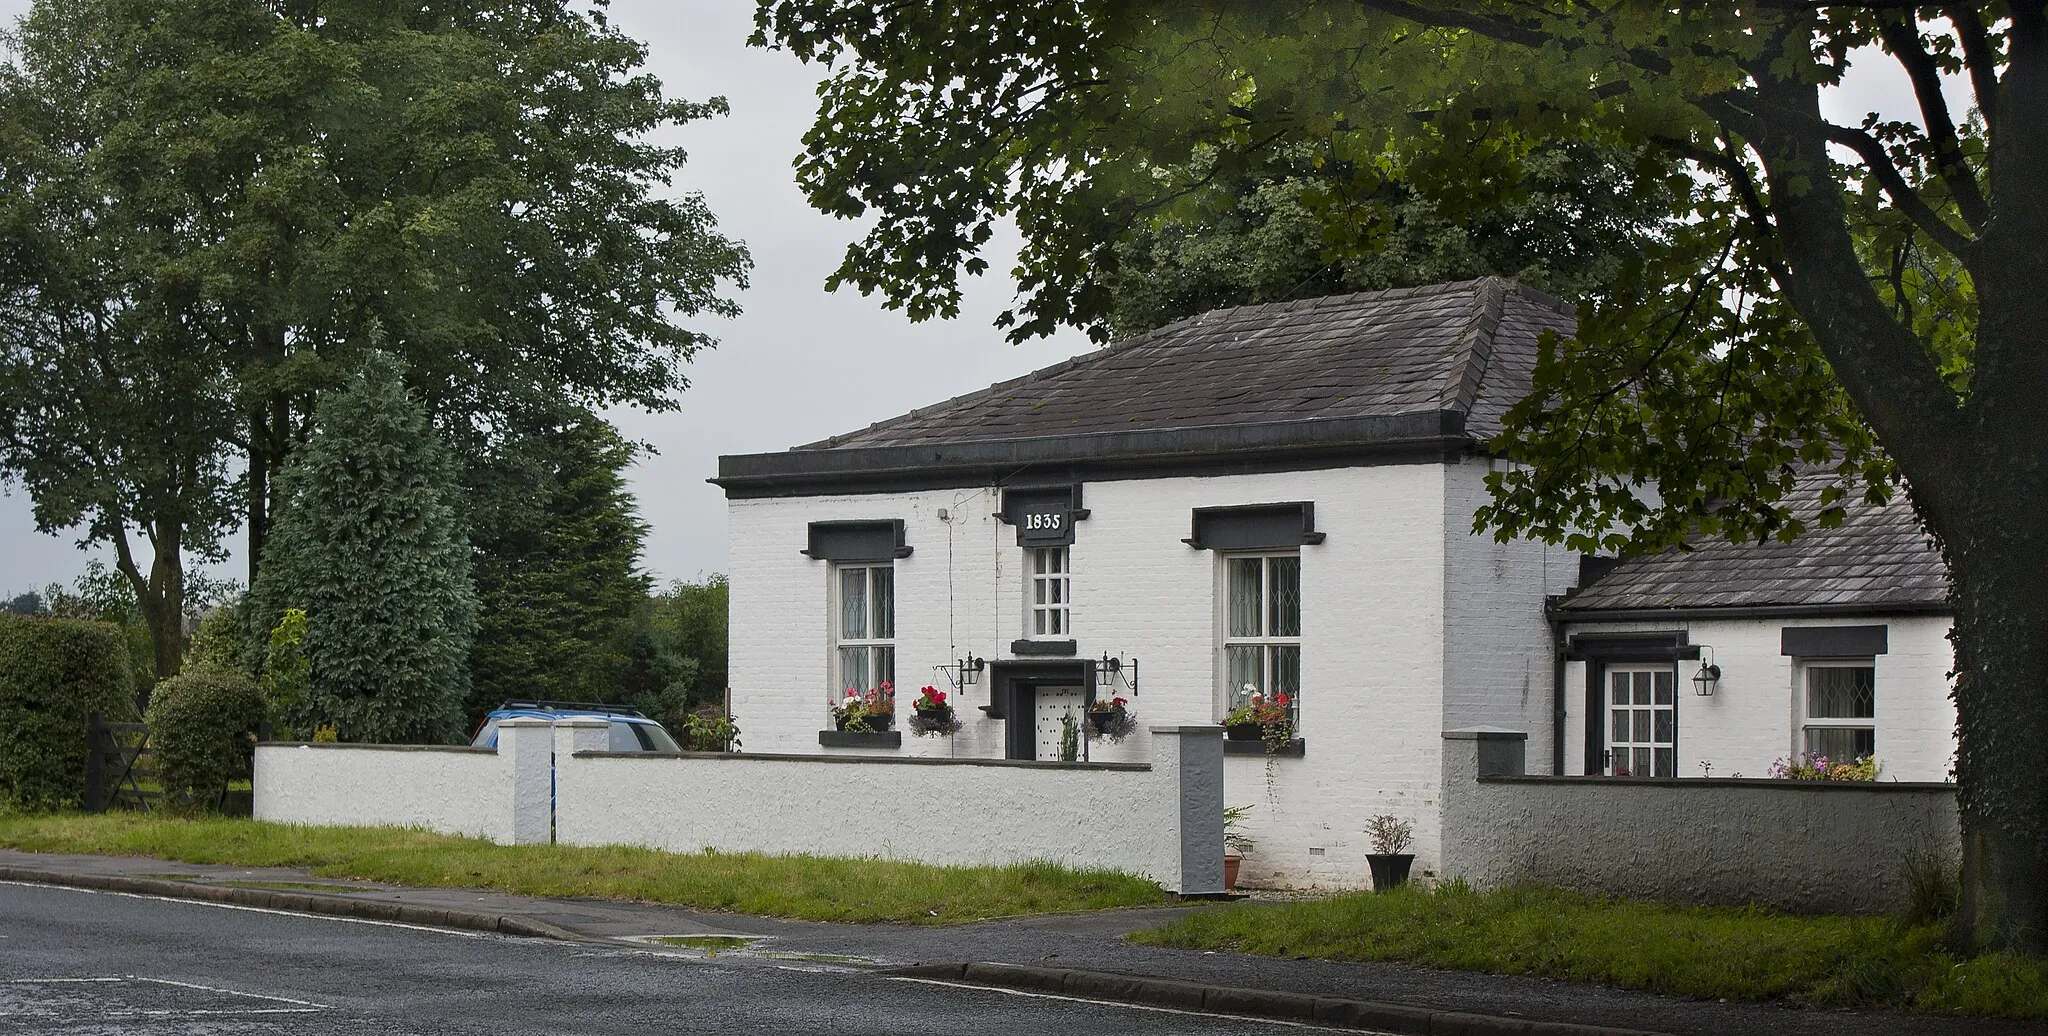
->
xmin=653 ymin=935 xmax=762 ymax=952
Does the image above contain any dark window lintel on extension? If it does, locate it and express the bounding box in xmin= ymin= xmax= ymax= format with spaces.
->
xmin=1564 ymin=630 xmax=1699 ymax=662
xmin=1782 ymin=624 xmax=1888 ymax=657
xmin=1184 ymin=501 xmax=1326 ymax=551
xmin=801 ymin=519 xmax=912 ymax=562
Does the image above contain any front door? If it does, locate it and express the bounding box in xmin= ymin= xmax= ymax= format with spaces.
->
xmin=1605 ymin=665 xmax=1676 ymax=777
xmin=1032 ymin=686 xmax=1086 ymax=761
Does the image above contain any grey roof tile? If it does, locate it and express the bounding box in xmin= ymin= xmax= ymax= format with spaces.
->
xmin=799 ymin=278 xmax=1576 ymax=451
xmin=1561 ymin=476 xmax=1948 ymax=613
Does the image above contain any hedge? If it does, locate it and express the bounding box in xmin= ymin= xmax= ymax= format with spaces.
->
xmin=0 ymin=615 xmax=135 ymax=811
xmin=146 ymin=670 xmax=267 ymax=811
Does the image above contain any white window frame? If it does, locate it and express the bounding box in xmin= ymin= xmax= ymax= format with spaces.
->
xmin=1218 ymin=551 xmax=1302 ymax=721
xmin=831 ymin=562 xmax=895 ymax=695
xmin=1798 ymin=658 xmax=1876 ymax=763
xmin=1026 ymin=545 xmax=1071 ymax=639
xmin=1604 ymin=664 xmax=1677 ymax=778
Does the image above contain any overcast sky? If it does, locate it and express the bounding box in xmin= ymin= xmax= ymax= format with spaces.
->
xmin=0 ymin=2 xmax=1957 ymax=595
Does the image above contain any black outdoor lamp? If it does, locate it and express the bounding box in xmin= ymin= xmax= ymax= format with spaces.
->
xmin=1692 ymin=655 xmax=1722 ymax=697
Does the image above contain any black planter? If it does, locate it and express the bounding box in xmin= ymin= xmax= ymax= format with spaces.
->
xmin=836 ymin=714 xmax=894 ymax=732
xmin=1367 ymin=853 xmax=1414 ymax=891
xmin=1225 ymin=722 xmax=1263 ymax=742
xmin=1088 ymin=710 xmax=1125 ymax=730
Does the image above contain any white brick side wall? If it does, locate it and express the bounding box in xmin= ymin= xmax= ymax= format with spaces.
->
xmin=1441 ymin=459 xmax=1576 ymax=763
xmin=1559 ymin=614 xmax=1955 ymax=782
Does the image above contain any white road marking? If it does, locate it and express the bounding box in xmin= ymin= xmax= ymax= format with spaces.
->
xmin=0 ymin=880 xmax=514 ymax=939
xmin=0 ymin=976 xmax=330 ymax=1019
xmin=884 ymin=976 xmax=1384 ymax=1032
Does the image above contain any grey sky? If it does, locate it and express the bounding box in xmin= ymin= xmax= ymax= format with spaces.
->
xmin=0 ymin=2 xmax=1958 ymax=594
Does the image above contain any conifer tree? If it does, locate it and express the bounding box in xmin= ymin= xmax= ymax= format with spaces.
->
xmin=251 ymin=356 xmax=476 ymax=744
xmin=466 ymin=416 xmax=650 ymax=723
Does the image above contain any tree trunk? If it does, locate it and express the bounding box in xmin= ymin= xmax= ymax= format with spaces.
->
xmin=1946 ymin=476 xmax=2048 ymax=955
xmin=112 ymin=526 xmax=187 ymax=683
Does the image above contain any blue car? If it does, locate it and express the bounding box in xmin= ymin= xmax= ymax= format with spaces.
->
xmin=469 ymin=700 xmax=682 ymax=753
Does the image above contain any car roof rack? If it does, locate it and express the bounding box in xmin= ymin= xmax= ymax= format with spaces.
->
xmin=495 ymin=699 xmax=648 ymax=718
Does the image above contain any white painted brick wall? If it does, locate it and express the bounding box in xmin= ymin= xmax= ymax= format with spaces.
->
xmin=1558 ymin=615 xmax=1955 ymax=782
xmin=728 ymin=461 xmax=1575 ymax=888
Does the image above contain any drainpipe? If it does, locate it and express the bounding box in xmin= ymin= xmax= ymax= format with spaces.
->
xmin=1545 ymin=596 xmax=1567 ymax=776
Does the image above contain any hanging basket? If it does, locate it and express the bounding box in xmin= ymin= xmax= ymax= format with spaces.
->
xmin=1087 ymin=708 xmax=1137 ymax=743
xmin=909 ymin=706 xmax=961 ymax=737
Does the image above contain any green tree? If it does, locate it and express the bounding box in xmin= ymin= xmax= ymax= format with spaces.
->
xmin=0 ymin=0 xmax=749 ymax=682
xmin=620 ymin=575 xmax=730 ymax=729
xmin=466 ymin=415 xmax=652 ymax=725
xmin=250 ymin=356 xmax=476 ymax=745
xmin=758 ymin=3 xmax=2048 ymax=952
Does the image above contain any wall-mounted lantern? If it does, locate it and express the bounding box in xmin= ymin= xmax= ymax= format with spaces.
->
xmin=939 ymin=655 xmax=985 ymax=692
xmin=1692 ymin=648 xmax=1722 ymax=697
xmin=1091 ymin=653 xmax=1139 ymax=696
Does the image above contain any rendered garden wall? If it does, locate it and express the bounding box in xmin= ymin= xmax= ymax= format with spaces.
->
xmin=1439 ymin=729 xmax=1960 ymax=914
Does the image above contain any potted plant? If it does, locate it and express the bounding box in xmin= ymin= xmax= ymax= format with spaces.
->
xmin=1223 ymin=804 xmax=1255 ymax=891
xmin=1221 ymin=686 xmax=1294 ymax=753
xmin=907 ymin=685 xmax=962 ymax=737
xmin=832 ymin=683 xmax=896 ymax=732
xmin=1364 ymin=814 xmax=1415 ymax=890
xmin=1086 ymin=695 xmax=1137 ymax=742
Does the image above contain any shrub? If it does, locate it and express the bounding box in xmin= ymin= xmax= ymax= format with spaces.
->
xmin=146 ymin=671 xmax=267 ymax=811
xmin=0 ymin=615 xmax=134 ymax=811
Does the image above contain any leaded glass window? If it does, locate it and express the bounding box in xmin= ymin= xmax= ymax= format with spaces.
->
xmin=1802 ymin=661 xmax=1876 ymax=762
xmin=1221 ymin=553 xmax=1301 ymax=720
xmin=834 ymin=564 xmax=894 ymax=694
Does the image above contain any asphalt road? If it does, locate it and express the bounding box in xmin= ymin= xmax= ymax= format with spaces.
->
xmin=0 ymin=881 xmax=1354 ymax=1035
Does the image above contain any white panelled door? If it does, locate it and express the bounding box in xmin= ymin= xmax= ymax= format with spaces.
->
xmin=1033 ymin=687 xmax=1086 ymax=761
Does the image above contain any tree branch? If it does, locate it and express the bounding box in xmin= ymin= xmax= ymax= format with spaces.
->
xmin=1947 ymin=5 xmax=2002 ymax=126
xmin=1746 ymin=45 xmax=1970 ymax=513
xmin=1820 ymin=121 xmax=1977 ymax=260
xmin=1879 ymin=19 xmax=1992 ymax=230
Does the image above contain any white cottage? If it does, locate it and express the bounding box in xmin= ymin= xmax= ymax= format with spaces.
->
xmin=718 ymin=278 xmax=1584 ymax=886
xmin=715 ymin=277 xmax=1957 ymax=888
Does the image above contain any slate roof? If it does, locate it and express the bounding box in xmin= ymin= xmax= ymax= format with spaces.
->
xmin=801 ymin=277 xmax=1575 ymax=451
xmin=1559 ymin=476 xmax=1949 ymax=614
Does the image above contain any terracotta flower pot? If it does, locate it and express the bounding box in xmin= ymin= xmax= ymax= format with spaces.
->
xmin=1224 ymin=853 xmax=1243 ymax=891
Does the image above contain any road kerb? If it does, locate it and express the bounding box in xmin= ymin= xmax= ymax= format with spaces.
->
xmin=0 ymin=865 xmax=581 ymax=941
xmin=885 ymin=962 xmax=1672 ymax=1036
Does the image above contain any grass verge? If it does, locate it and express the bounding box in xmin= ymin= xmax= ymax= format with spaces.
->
xmin=1130 ymin=883 xmax=2047 ymax=1019
xmin=0 ymin=812 xmax=1166 ymax=925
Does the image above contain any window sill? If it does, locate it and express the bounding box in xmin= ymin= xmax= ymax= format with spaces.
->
xmin=817 ymin=730 xmax=902 ymax=749
xmin=1224 ymin=738 xmax=1304 ymax=758
xmin=1011 ymin=639 xmax=1077 ymax=656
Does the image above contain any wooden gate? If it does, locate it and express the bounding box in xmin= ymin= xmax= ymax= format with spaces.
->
xmin=84 ymin=712 xmax=157 ymax=813
xmin=83 ymin=713 xmax=260 ymax=815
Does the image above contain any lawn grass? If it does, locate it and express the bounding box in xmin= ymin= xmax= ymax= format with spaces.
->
xmin=0 ymin=812 xmax=1167 ymax=925
xmin=1131 ymin=883 xmax=2048 ymax=1019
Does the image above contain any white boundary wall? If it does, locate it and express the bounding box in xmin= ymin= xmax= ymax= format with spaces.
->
xmin=552 ymin=723 xmax=1222 ymax=891
xmin=253 ymin=718 xmax=555 ymax=844
xmin=251 ymin=720 xmax=1225 ymax=892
